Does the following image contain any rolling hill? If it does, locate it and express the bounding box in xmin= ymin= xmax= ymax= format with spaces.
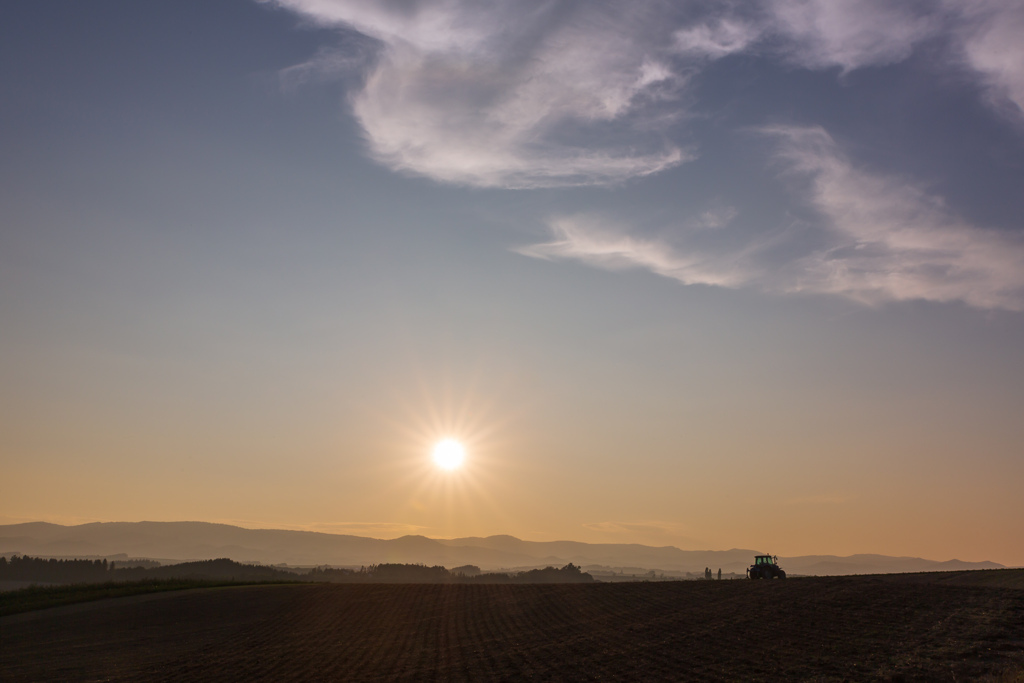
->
xmin=0 ymin=522 xmax=1004 ymax=575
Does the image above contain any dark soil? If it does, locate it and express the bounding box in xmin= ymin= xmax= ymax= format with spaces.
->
xmin=3 ymin=576 xmax=1023 ymax=681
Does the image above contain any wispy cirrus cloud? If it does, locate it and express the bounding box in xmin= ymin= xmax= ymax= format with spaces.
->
xmin=266 ymin=0 xmax=694 ymax=188
xmin=673 ymin=17 xmax=763 ymax=61
xmin=768 ymin=0 xmax=1024 ymax=120
xmin=275 ymin=39 xmax=381 ymax=93
xmin=764 ymin=125 xmax=1024 ymax=309
xmin=516 ymin=213 xmax=755 ymax=290
xmin=266 ymin=0 xmax=1024 ymax=187
xmin=944 ymin=0 xmax=1024 ymax=118
xmin=766 ymin=0 xmax=940 ymax=72
xmin=519 ymin=126 xmax=1024 ymax=311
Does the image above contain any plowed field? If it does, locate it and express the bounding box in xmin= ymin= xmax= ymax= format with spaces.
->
xmin=3 ymin=577 xmax=1023 ymax=681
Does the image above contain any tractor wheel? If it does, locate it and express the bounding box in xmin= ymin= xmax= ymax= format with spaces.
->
xmin=778 ymin=570 xmax=786 ymax=579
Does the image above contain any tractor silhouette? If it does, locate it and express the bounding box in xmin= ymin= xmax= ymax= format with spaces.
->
xmin=747 ymin=554 xmax=786 ymax=579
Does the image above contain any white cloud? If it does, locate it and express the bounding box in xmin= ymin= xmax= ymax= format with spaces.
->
xmin=519 ymin=127 xmax=1024 ymax=311
xmin=767 ymin=0 xmax=939 ymax=72
xmin=766 ymin=0 xmax=1024 ymax=118
xmin=945 ymin=0 xmax=1024 ymax=118
xmin=267 ymin=0 xmax=693 ymax=188
xmin=266 ymin=1 xmax=1023 ymax=187
xmin=691 ymin=207 xmax=739 ymax=231
xmin=673 ymin=18 xmax=763 ymax=60
xmin=765 ymin=125 xmax=1024 ymax=309
xmin=276 ymin=42 xmax=378 ymax=92
xmin=515 ymin=213 xmax=751 ymax=289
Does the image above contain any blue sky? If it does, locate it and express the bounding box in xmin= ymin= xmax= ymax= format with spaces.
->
xmin=2 ymin=0 xmax=1023 ymax=564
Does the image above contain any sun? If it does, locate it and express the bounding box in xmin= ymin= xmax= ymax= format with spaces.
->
xmin=432 ymin=439 xmax=466 ymax=470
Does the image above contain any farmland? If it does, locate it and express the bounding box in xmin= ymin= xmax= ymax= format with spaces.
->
xmin=3 ymin=574 xmax=1023 ymax=681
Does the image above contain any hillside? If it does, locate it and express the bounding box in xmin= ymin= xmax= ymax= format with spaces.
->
xmin=0 ymin=522 xmax=1004 ymax=575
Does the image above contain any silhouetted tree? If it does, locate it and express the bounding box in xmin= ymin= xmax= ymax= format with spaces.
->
xmin=451 ymin=564 xmax=481 ymax=577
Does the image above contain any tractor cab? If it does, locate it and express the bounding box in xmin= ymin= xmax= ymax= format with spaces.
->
xmin=748 ymin=554 xmax=786 ymax=579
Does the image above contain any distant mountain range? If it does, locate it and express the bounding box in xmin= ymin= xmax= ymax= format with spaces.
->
xmin=0 ymin=522 xmax=1004 ymax=576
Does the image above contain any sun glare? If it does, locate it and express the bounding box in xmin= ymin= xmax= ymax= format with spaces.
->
xmin=432 ymin=439 xmax=466 ymax=470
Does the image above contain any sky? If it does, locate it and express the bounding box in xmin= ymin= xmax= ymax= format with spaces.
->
xmin=1 ymin=0 xmax=1023 ymax=566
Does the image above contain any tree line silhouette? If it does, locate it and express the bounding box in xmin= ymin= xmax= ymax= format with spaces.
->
xmin=1 ymin=555 xmax=594 ymax=585
xmin=0 ymin=556 xmax=297 ymax=583
xmin=309 ymin=562 xmax=593 ymax=584
xmin=2 ymin=556 xmax=116 ymax=583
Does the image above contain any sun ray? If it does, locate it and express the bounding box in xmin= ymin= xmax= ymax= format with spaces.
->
xmin=341 ymin=353 xmax=536 ymax=539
